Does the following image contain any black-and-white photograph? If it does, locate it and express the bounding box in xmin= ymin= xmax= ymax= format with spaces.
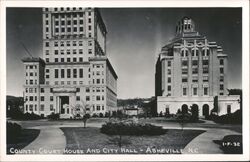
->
xmin=1 ymin=0 xmax=249 ymax=161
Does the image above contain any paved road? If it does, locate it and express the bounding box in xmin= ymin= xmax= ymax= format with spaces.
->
xmin=10 ymin=118 xmax=242 ymax=154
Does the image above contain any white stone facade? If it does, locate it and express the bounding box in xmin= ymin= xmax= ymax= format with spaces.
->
xmin=155 ymin=17 xmax=240 ymax=117
xmin=23 ymin=8 xmax=118 ymax=118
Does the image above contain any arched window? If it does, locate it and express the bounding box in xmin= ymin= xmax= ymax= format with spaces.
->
xmin=192 ymin=49 xmax=198 ymax=57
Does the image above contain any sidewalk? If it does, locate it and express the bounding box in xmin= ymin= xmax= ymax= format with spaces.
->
xmin=183 ymin=128 xmax=241 ymax=154
xmin=23 ymin=127 xmax=66 ymax=154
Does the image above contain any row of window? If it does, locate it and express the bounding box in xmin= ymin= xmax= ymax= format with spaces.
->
xmin=45 ymin=41 xmax=92 ymax=47
xmin=44 ymin=7 xmax=90 ymax=12
xmin=181 ymin=76 xmax=209 ymax=83
xmin=181 ymin=60 xmax=209 ymax=66
xmin=25 ymin=80 xmax=38 ymax=85
xmin=25 ymin=104 xmax=54 ymax=112
xmin=46 ymin=49 xmax=92 ymax=55
xmin=76 ymin=95 xmax=105 ymax=101
xmin=26 ymin=65 xmax=37 ymax=69
xmin=181 ymin=49 xmax=210 ymax=57
xmin=45 ymin=57 xmax=87 ymax=63
xmin=26 ymin=72 xmax=37 ymax=77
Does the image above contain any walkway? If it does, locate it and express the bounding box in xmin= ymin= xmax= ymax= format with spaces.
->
xmin=23 ymin=126 xmax=66 ymax=154
xmin=183 ymin=128 xmax=241 ymax=154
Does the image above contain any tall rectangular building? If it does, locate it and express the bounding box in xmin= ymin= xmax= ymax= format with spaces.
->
xmin=155 ymin=17 xmax=240 ymax=118
xmin=22 ymin=7 xmax=118 ymax=118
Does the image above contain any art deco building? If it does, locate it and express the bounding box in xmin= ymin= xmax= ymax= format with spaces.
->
xmin=22 ymin=7 xmax=118 ymax=118
xmin=155 ymin=17 xmax=240 ymax=117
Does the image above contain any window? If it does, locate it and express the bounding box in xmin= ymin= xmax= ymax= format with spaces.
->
xmin=88 ymin=18 xmax=91 ymax=23
xmin=193 ymin=88 xmax=197 ymax=95
xmin=45 ymin=42 xmax=49 ymax=47
xmin=60 ymin=50 xmax=64 ymax=55
xmin=76 ymin=88 xmax=80 ymax=92
xmin=204 ymin=87 xmax=208 ymax=95
xmin=30 ymin=80 xmax=33 ymax=85
xmin=167 ymin=86 xmax=171 ymax=91
xmin=67 ymin=58 xmax=70 ymax=62
xmin=61 ymin=69 xmax=64 ymax=78
xmin=50 ymin=105 xmax=53 ymax=111
xmin=29 ymin=96 xmax=33 ymax=101
xmin=79 ymin=57 xmax=83 ymax=62
xmin=73 ymin=58 xmax=77 ymax=62
xmin=41 ymin=88 xmax=44 ymax=93
xmin=67 ymin=69 xmax=71 ymax=78
xmin=192 ymin=60 xmax=198 ymax=66
xmin=220 ymin=68 xmax=224 ymax=74
xmin=203 ymin=67 xmax=209 ymax=74
xmin=220 ymin=59 xmax=224 ymax=65
xmin=192 ymin=76 xmax=198 ymax=82
xmin=167 ymin=69 xmax=171 ymax=75
xmin=182 ymin=68 xmax=188 ymax=74
xmin=79 ymin=49 xmax=83 ymax=54
xmin=40 ymin=104 xmax=44 ymax=111
xmin=76 ymin=96 xmax=80 ymax=101
xmin=46 ymin=50 xmax=49 ymax=55
xmin=55 ymin=50 xmax=58 ymax=55
xmin=96 ymin=96 xmax=101 ymax=101
xmin=67 ymin=27 xmax=71 ymax=32
xmin=61 ymin=58 xmax=64 ymax=62
xmin=55 ymin=69 xmax=59 ymax=78
xmin=227 ymin=105 xmax=231 ymax=114
xmin=46 ymin=75 xmax=49 ymax=78
xmin=88 ymin=25 xmax=91 ymax=30
xmin=167 ymin=61 xmax=171 ymax=67
xmin=192 ymin=68 xmax=198 ymax=74
xmin=182 ymin=77 xmax=188 ymax=83
xmin=50 ymin=88 xmax=53 ymax=93
xmin=86 ymin=87 xmax=90 ymax=92
xmin=96 ymin=79 xmax=100 ymax=84
xmin=79 ymin=69 xmax=83 ymax=78
xmin=183 ymin=87 xmax=187 ymax=96
xmin=167 ymin=77 xmax=171 ymax=83
xmin=86 ymin=96 xmax=90 ymax=101
xmin=50 ymin=96 xmax=53 ymax=101
xmin=55 ymin=58 xmax=58 ymax=62
xmin=203 ymin=60 xmax=209 ymax=66
xmin=41 ymin=96 xmax=44 ymax=101
xmin=181 ymin=50 xmax=187 ymax=57
xmin=88 ymin=49 xmax=92 ymax=54
xmin=67 ymin=41 xmax=70 ymax=46
xmin=220 ymin=76 xmax=224 ymax=82
xmin=80 ymin=27 xmax=83 ymax=32
xmin=182 ymin=60 xmax=188 ymax=66
xmin=46 ymin=58 xmax=49 ymax=62
xmin=67 ymin=20 xmax=71 ymax=25
xmin=67 ymin=49 xmax=70 ymax=55
xmin=220 ymin=84 xmax=224 ymax=90
xmin=73 ymin=69 xmax=77 ymax=78
xmin=73 ymin=49 xmax=77 ymax=54
xmin=203 ymin=76 xmax=209 ymax=82
xmin=29 ymin=105 xmax=33 ymax=111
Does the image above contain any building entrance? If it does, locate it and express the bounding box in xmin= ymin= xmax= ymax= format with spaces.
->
xmin=60 ymin=96 xmax=69 ymax=114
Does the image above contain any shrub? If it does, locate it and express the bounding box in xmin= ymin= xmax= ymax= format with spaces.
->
xmin=100 ymin=121 xmax=166 ymax=136
xmin=99 ymin=113 xmax=104 ymax=118
xmin=7 ymin=122 xmax=22 ymax=143
xmin=23 ymin=112 xmax=42 ymax=120
xmin=92 ymin=113 xmax=98 ymax=117
xmin=210 ymin=109 xmax=242 ymax=124
xmin=105 ymin=112 xmax=110 ymax=118
xmin=47 ymin=113 xmax=60 ymax=120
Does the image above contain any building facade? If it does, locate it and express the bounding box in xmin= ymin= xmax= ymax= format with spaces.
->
xmin=22 ymin=7 xmax=118 ymax=118
xmin=155 ymin=17 xmax=240 ymax=118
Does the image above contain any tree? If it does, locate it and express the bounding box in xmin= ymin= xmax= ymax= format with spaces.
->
xmin=227 ymin=89 xmax=242 ymax=110
xmin=71 ymin=100 xmax=91 ymax=128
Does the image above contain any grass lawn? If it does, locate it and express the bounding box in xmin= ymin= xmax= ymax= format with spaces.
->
xmin=61 ymin=127 xmax=205 ymax=154
xmin=7 ymin=129 xmax=40 ymax=154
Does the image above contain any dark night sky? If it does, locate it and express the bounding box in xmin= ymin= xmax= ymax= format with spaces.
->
xmin=6 ymin=8 xmax=242 ymax=98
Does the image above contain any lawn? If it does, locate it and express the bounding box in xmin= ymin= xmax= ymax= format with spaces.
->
xmin=61 ymin=127 xmax=205 ymax=154
xmin=7 ymin=129 xmax=40 ymax=154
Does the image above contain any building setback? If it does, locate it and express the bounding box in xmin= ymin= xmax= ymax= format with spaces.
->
xmin=22 ymin=7 xmax=118 ymax=118
xmin=155 ymin=17 xmax=240 ymax=118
